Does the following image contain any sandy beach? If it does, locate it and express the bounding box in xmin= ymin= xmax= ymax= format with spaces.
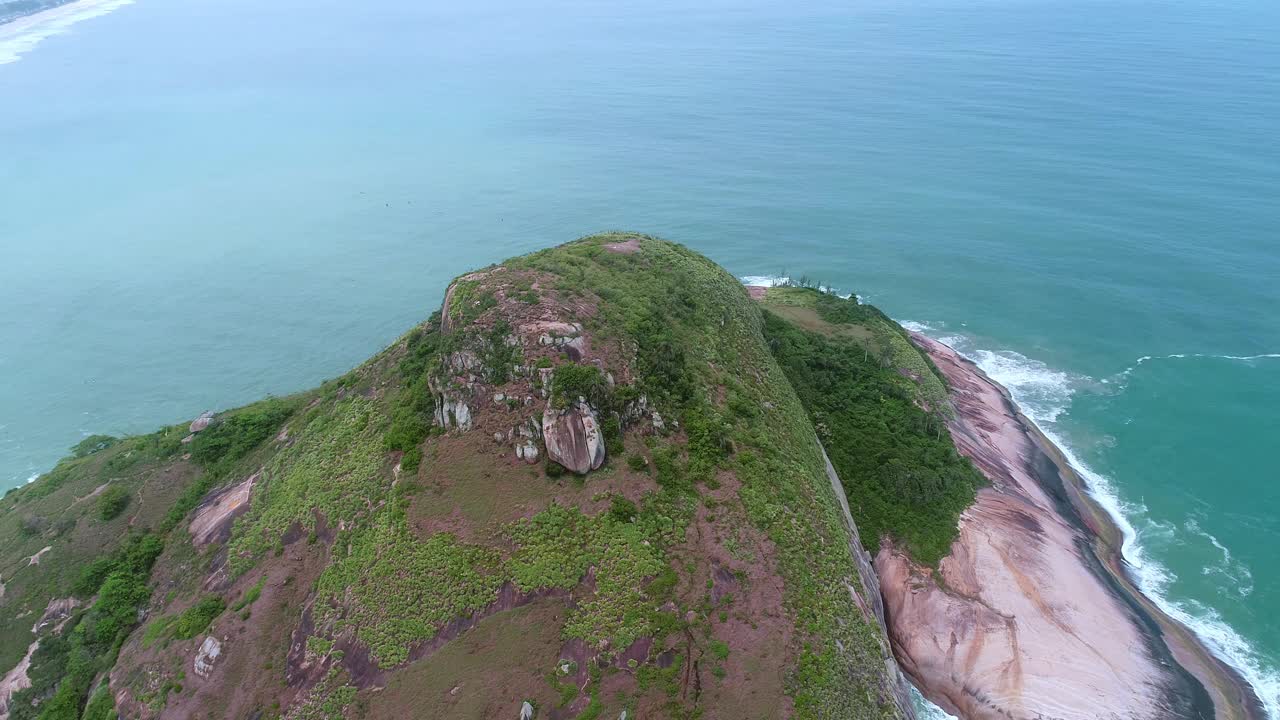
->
xmin=879 ymin=333 xmax=1265 ymax=720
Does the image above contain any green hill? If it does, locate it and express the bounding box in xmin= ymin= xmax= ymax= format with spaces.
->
xmin=0 ymin=234 xmax=940 ymax=720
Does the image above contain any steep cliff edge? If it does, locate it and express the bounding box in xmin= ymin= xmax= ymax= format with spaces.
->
xmin=0 ymin=234 xmax=914 ymax=720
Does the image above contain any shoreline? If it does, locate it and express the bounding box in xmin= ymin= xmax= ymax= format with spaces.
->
xmin=1008 ymin=380 xmax=1266 ymax=720
xmin=0 ymin=0 xmax=132 ymax=64
xmin=0 ymin=0 xmax=75 ymax=26
xmin=908 ymin=331 xmax=1265 ymax=720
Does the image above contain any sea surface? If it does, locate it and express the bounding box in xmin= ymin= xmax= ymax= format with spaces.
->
xmin=1 ymin=0 xmax=1277 ymax=715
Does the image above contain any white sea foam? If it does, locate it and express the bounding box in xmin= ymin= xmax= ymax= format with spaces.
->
xmin=24 ymin=471 xmax=39 ymax=484
xmin=739 ymin=275 xmax=856 ymax=300
xmin=1187 ymin=517 xmax=1255 ymax=598
xmin=1114 ymin=352 xmax=1280 ymax=382
xmin=0 ymin=0 xmax=134 ymax=65
xmin=902 ymin=320 xmax=1280 ymax=719
xmin=910 ymin=686 xmax=958 ymax=720
xmin=740 ymin=274 xmax=791 ymax=288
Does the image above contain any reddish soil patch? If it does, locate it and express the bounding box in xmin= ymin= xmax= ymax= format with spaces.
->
xmin=111 ymin=522 xmax=334 ymax=720
xmin=603 ymin=237 xmax=642 ymax=254
xmin=358 ymin=600 xmax=574 ymax=720
xmin=745 ymin=285 xmax=768 ymax=300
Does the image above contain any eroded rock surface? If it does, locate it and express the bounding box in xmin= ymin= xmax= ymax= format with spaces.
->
xmin=882 ymin=334 xmax=1211 ymax=720
xmin=193 ymin=636 xmax=222 ymax=678
xmin=189 ymin=472 xmax=258 ymax=546
xmin=189 ymin=411 xmax=215 ymax=433
xmin=542 ymin=401 xmax=605 ymax=474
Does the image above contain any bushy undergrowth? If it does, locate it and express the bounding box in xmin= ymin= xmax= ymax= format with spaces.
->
xmin=96 ymin=485 xmax=130 ymax=521
xmin=228 ymin=397 xmax=387 ymax=575
xmin=762 ymin=309 xmax=982 ymax=566
xmin=314 ymin=506 xmax=504 ymax=667
xmin=189 ymin=398 xmax=298 ymax=472
xmin=12 ymin=533 xmax=164 ymax=720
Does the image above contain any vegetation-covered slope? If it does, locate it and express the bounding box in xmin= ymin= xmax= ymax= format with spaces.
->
xmin=759 ymin=286 xmax=983 ymax=566
xmin=0 ymin=234 xmax=916 ymax=720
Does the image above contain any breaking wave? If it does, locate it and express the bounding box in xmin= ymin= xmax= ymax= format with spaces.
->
xmin=0 ymin=0 xmax=134 ymax=65
xmin=910 ymin=686 xmax=958 ymax=720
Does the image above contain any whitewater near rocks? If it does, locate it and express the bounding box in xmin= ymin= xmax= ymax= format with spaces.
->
xmin=882 ymin=333 xmax=1264 ymax=720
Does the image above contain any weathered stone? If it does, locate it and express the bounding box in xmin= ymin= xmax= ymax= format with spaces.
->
xmin=445 ymin=350 xmax=482 ymax=374
xmin=193 ymin=636 xmax=222 ymax=678
xmin=541 ymin=400 xmax=605 ymax=474
xmin=434 ymin=394 xmax=473 ymax=432
xmin=189 ymin=411 xmax=215 ymax=433
xmin=538 ymin=367 xmax=554 ymax=397
xmin=32 ymin=597 xmax=78 ymax=634
xmin=519 ymin=701 xmax=534 ymax=720
xmin=516 ymin=441 xmax=539 ymax=464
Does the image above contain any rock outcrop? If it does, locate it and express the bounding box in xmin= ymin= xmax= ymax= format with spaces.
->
xmin=189 ymin=472 xmax=257 ymax=547
xmin=541 ymin=400 xmax=605 ymax=474
xmin=193 ymin=636 xmax=222 ymax=679
xmin=818 ymin=442 xmax=919 ymax=719
xmin=189 ymin=411 xmax=215 ymax=433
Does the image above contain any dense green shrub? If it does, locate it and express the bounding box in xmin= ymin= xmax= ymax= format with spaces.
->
xmin=71 ymin=435 xmax=118 ymax=458
xmin=73 ymin=533 xmax=164 ymax=598
xmin=550 ymin=363 xmax=608 ymax=408
xmin=762 ymin=310 xmax=983 ymax=565
xmin=189 ymin=398 xmax=297 ymax=470
xmin=172 ymin=595 xmax=226 ymax=639
xmin=96 ymin=485 xmax=130 ymax=521
xmin=80 ymin=685 xmax=116 ymax=720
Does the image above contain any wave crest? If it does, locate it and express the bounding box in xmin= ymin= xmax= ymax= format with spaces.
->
xmin=0 ymin=0 xmax=134 ymax=65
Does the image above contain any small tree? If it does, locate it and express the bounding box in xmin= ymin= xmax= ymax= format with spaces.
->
xmin=97 ymin=485 xmax=131 ymax=521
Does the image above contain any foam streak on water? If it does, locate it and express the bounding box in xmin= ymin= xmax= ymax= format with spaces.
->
xmin=0 ymin=0 xmax=134 ymax=65
xmin=902 ymin=321 xmax=1280 ymax=719
xmin=910 ymin=686 xmax=958 ymax=720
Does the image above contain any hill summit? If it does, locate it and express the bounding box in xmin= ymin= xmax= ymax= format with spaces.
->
xmin=0 ymin=235 xmax=919 ymax=720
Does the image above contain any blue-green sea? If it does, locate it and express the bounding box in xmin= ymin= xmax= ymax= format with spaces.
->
xmin=2 ymin=0 xmax=1277 ymax=715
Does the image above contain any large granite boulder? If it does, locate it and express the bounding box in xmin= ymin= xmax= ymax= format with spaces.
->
xmin=541 ymin=400 xmax=605 ymax=474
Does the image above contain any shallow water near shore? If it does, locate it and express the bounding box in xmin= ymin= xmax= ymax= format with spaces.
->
xmin=1 ymin=0 xmax=1277 ymax=713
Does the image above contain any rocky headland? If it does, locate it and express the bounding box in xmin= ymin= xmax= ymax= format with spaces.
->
xmin=878 ymin=333 xmax=1265 ymax=720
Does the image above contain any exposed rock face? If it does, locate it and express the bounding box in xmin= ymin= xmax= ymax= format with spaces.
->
xmin=189 ymin=411 xmax=215 ymax=433
xmin=0 ymin=641 xmax=36 ymax=720
xmin=32 ymin=597 xmax=78 ymax=634
xmin=189 ymin=472 xmax=257 ymax=546
xmin=193 ymin=636 xmax=222 ymax=679
xmin=541 ymin=400 xmax=605 ymax=474
xmin=817 ymin=443 xmax=918 ymax=719
xmin=434 ymin=394 xmax=473 ymax=432
xmin=881 ymin=334 xmax=1215 ymax=720
xmin=514 ymin=441 xmax=539 ymax=463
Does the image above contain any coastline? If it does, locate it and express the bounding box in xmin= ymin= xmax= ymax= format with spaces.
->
xmin=0 ymin=0 xmax=75 ymax=26
xmin=905 ymin=331 xmax=1265 ymax=720
xmin=0 ymin=0 xmax=131 ymax=64
xmin=1011 ymin=382 xmax=1266 ymax=720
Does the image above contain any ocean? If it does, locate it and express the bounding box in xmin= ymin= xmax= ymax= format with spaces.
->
xmin=1 ymin=0 xmax=1276 ymax=715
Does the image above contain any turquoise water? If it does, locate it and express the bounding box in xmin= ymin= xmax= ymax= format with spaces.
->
xmin=2 ymin=0 xmax=1277 ymax=713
